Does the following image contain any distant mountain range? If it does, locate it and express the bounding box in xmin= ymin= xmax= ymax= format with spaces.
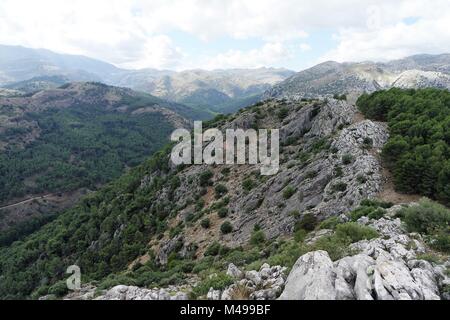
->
xmin=264 ymin=54 xmax=450 ymax=100
xmin=0 ymin=45 xmax=294 ymax=113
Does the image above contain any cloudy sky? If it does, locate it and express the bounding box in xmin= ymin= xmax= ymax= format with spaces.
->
xmin=0 ymin=0 xmax=449 ymax=71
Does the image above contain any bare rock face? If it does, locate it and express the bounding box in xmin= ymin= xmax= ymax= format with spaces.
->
xmin=278 ymin=216 xmax=448 ymax=300
xmin=207 ymin=264 xmax=287 ymax=300
xmin=279 ymin=251 xmax=337 ymax=300
xmin=94 ymin=285 xmax=189 ymax=301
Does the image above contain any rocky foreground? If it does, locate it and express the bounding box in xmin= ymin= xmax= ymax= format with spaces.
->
xmin=63 ymin=205 xmax=449 ymax=301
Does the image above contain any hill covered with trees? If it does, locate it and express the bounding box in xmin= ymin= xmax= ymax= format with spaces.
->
xmin=357 ymin=88 xmax=450 ymax=205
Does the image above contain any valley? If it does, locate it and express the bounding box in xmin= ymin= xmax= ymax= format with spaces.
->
xmin=0 ymin=46 xmax=448 ymax=301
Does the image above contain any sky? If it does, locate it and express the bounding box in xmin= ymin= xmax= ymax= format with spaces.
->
xmin=0 ymin=0 xmax=449 ymax=71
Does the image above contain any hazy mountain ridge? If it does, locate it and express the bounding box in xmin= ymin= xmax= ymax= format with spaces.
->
xmin=0 ymin=45 xmax=294 ymax=113
xmin=264 ymin=54 xmax=450 ymax=100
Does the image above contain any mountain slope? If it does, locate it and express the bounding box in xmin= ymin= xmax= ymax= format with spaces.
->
xmin=265 ymin=54 xmax=450 ymax=100
xmin=0 ymin=45 xmax=294 ymax=114
xmin=0 ymin=90 xmax=448 ymax=300
xmin=0 ymin=82 xmax=197 ymax=243
xmin=0 ymin=95 xmax=389 ymax=298
xmin=0 ymin=45 xmax=121 ymax=84
xmin=132 ymin=68 xmax=295 ymax=111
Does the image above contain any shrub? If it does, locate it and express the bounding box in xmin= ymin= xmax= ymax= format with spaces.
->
xmin=312 ymin=235 xmax=350 ymax=261
xmin=215 ymin=184 xmax=228 ymax=199
xmin=362 ymin=137 xmax=374 ymax=149
xmin=250 ymin=230 xmax=266 ymax=246
xmin=305 ymin=170 xmax=318 ymax=179
xmin=311 ymin=138 xmax=331 ymax=154
xmin=242 ymin=178 xmax=256 ymax=191
xmin=357 ymin=174 xmax=367 ymax=184
xmin=334 ymin=166 xmax=343 ymax=178
xmin=289 ymin=210 xmax=300 ymax=219
xmin=199 ymin=170 xmax=214 ymax=187
xmin=220 ymin=221 xmax=233 ymax=234
xmin=294 ymin=229 xmax=308 ymax=242
xmin=331 ymin=182 xmax=347 ymax=193
xmin=295 ymin=213 xmax=318 ymax=232
xmin=400 ymin=199 xmax=450 ymax=253
xmin=201 ymin=218 xmax=211 ymax=229
xmin=283 ymin=186 xmax=296 ymax=199
xmin=335 ymin=223 xmax=379 ymax=243
xmin=319 ymin=217 xmax=341 ymax=230
xmin=401 ymin=199 xmax=450 ymax=234
xmin=360 ymin=199 xmax=393 ymax=209
xmin=416 ymin=253 xmax=442 ymax=264
xmin=191 ymin=273 xmax=234 ymax=298
xmin=277 ymin=107 xmax=289 ymax=120
xmin=342 ymin=154 xmax=354 ymax=165
xmin=205 ymin=242 xmax=221 ymax=256
xmin=218 ymin=207 xmax=228 ymax=218
xmin=433 ymin=231 xmax=450 ymax=253
xmin=47 ymin=280 xmax=69 ymax=297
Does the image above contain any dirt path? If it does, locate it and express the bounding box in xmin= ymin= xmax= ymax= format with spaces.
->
xmin=0 ymin=194 xmax=54 ymax=210
xmin=378 ymin=163 xmax=421 ymax=205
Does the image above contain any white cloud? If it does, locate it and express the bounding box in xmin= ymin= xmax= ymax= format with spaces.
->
xmin=299 ymin=43 xmax=312 ymax=52
xmin=319 ymin=0 xmax=450 ymax=63
xmin=0 ymin=0 xmax=449 ymax=69
xmin=204 ymin=42 xmax=291 ymax=70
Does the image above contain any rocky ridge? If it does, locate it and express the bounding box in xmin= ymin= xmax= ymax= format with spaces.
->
xmin=62 ymin=205 xmax=449 ymax=301
xmin=264 ymin=54 xmax=450 ymax=100
xmin=280 ymin=207 xmax=449 ymax=300
xmin=145 ymin=98 xmax=389 ymax=261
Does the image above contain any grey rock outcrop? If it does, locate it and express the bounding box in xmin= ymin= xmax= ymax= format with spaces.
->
xmin=279 ymin=251 xmax=337 ymax=300
xmin=279 ymin=216 xmax=448 ymax=300
xmin=94 ymin=285 xmax=189 ymax=301
xmin=207 ymin=264 xmax=287 ymax=300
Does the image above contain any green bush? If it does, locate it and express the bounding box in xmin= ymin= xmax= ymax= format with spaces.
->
xmin=242 ymin=178 xmax=256 ymax=191
xmin=191 ymin=273 xmax=234 ymax=298
xmin=205 ymin=242 xmax=222 ymax=256
xmin=312 ymin=235 xmax=350 ymax=261
xmin=47 ymin=280 xmax=69 ymax=297
xmin=277 ymin=107 xmax=289 ymax=120
xmin=335 ymin=223 xmax=379 ymax=243
xmin=215 ymin=184 xmax=229 ymax=199
xmin=283 ymin=186 xmax=296 ymax=199
xmin=294 ymin=229 xmax=308 ymax=243
xmin=250 ymin=230 xmax=266 ymax=246
xmin=220 ymin=221 xmax=233 ymax=234
xmin=400 ymin=199 xmax=450 ymax=253
xmin=342 ymin=154 xmax=354 ymax=165
xmin=199 ymin=170 xmax=214 ymax=187
xmin=295 ymin=213 xmax=318 ymax=232
xmin=218 ymin=207 xmax=228 ymax=218
xmin=319 ymin=217 xmax=341 ymax=230
xmin=331 ymin=182 xmax=347 ymax=193
xmin=401 ymin=199 xmax=450 ymax=234
xmin=201 ymin=218 xmax=211 ymax=229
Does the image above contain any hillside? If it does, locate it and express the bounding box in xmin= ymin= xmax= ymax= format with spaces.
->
xmin=0 ymin=82 xmax=199 ymax=244
xmin=131 ymin=68 xmax=295 ymax=113
xmin=0 ymin=45 xmax=294 ymax=114
xmin=265 ymin=54 xmax=450 ymax=100
xmin=0 ymin=89 xmax=448 ymax=300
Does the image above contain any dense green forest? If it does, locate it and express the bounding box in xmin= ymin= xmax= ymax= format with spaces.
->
xmin=357 ymin=88 xmax=450 ymax=205
xmin=0 ymin=145 xmax=178 ymax=299
xmin=0 ymin=105 xmax=174 ymax=203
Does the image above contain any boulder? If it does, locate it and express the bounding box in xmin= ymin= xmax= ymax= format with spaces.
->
xmin=279 ymin=251 xmax=337 ymax=300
